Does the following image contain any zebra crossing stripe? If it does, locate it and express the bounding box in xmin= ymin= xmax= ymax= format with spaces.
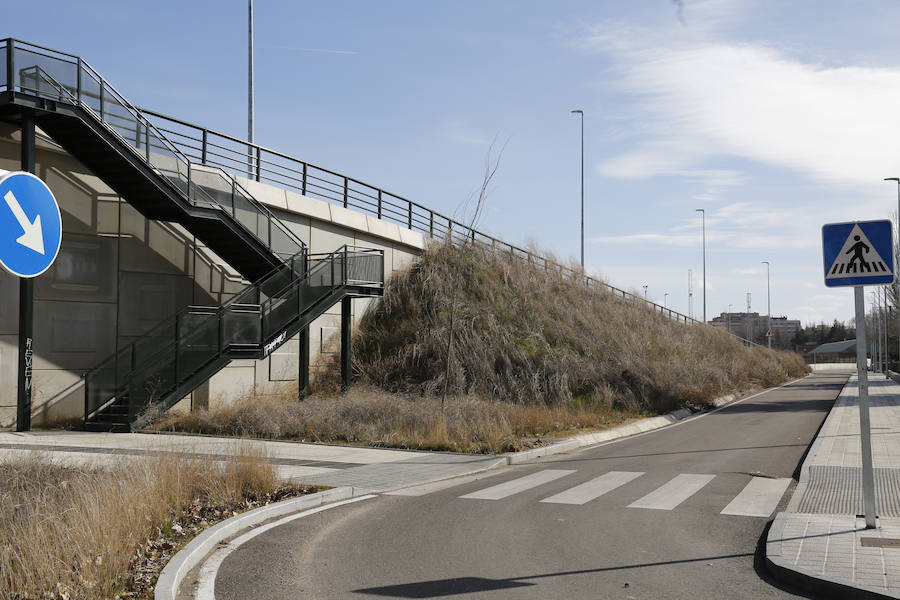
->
xmin=627 ymin=474 xmax=716 ymax=510
xmin=459 ymin=470 xmax=575 ymax=500
xmin=720 ymin=476 xmax=791 ymax=517
xmin=540 ymin=471 xmax=644 ymax=505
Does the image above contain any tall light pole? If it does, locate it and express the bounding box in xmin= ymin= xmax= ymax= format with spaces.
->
xmin=727 ymin=303 xmax=733 ymax=334
xmin=248 ymin=0 xmax=254 ymax=145
xmin=643 ymin=285 xmax=648 ymax=300
xmin=762 ymin=261 xmax=771 ymax=349
xmin=664 ymin=292 xmax=669 ymax=309
xmin=571 ymin=109 xmax=584 ymax=268
xmin=884 ymin=177 xmax=899 ymax=372
xmin=696 ymin=208 xmax=706 ymax=322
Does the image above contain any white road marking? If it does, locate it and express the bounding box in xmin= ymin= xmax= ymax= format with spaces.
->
xmin=628 ymin=474 xmax=716 ymax=510
xmin=194 ymin=495 xmax=377 ymax=600
xmin=540 ymin=471 xmax=645 ymax=505
xmin=459 ymin=469 xmax=575 ymax=500
xmin=385 ymin=470 xmax=506 ymax=496
xmin=720 ymin=476 xmax=792 ymax=517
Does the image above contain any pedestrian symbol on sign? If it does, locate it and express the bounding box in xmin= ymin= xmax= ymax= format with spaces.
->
xmin=822 ymin=221 xmax=894 ymax=287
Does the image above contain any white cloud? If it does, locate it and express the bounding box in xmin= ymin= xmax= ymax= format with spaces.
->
xmin=585 ymin=24 xmax=900 ymax=190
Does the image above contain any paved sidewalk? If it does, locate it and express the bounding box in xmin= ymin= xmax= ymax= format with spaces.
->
xmin=767 ymin=371 xmax=900 ymax=598
xmin=0 ymin=430 xmax=504 ymax=493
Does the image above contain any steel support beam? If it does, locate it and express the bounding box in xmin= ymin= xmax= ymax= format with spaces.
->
xmin=16 ymin=115 xmax=35 ymax=432
xmin=298 ymin=327 xmax=310 ymax=399
xmin=341 ymin=297 xmax=351 ymax=392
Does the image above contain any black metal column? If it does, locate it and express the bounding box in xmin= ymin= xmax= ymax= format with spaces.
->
xmin=340 ymin=297 xmax=351 ymax=392
xmin=16 ymin=116 xmax=35 ymax=432
xmin=298 ymin=327 xmax=310 ymax=399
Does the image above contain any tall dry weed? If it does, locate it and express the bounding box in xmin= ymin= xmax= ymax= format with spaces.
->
xmin=0 ymin=448 xmax=277 ymax=600
xmin=348 ymin=241 xmax=808 ymax=412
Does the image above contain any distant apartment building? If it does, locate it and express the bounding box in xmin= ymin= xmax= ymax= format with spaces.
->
xmin=709 ymin=312 xmax=801 ymax=343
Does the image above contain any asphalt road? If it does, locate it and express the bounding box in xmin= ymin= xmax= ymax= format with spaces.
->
xmin=215 ymin=372 xmax=847 ymax=600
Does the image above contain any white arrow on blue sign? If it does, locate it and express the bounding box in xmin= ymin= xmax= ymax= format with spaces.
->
xmin=0 ymin=171 xmax=62 ymax=278
xmin=822 ymin=220 xmax=894 ymax=287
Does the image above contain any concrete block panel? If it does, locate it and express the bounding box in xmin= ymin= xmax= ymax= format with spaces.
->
xmin=0 ymin=273 xmax=19 ymax=334
xmin=118 ymin=272 xmax=192 ymax=337
xmin=209 ymin=363 xmax=256 ymax=407
xmin=365 ymin=216 xmax=403 ymax=244
xmin=33 ymin=300 xmax=117 ymax=371
xmin=309 ymin=220 xmax=357 ymax=255
xmin=35 ymin=233 xmax=117 ymax=303
xmin=96 ymin=199 xmax=121 ymax=235
xmin=329 ymin=204 xmax=369 ymax=234
xmin=235 ymin=176 xmax=288 ymax=210
xmin=270 ymin=337 xmax=299 ymax=381
xmin=120 ymin=221 xmax=193 ymax=275
xmin=398 ymin=227 xmax=426 ymax=250
xmin=0 ymin=407 xmax=14 ymax=429
xmin=393 ymin=247 xmax=419 ymax=273
xmin=47 ymin=167 xmax=95 ymax=234
xmin=271 ymin=207 xmax=311 ymax=247
xmin=121 ymin=203 xmax=146 ymax=242
xmin=32 ymin=369 xmax=83 ymax=424
xmin=284 ymin=190 xmax=332 ymax=223
xmin=0 ymin=335 xmax=18 ymax=408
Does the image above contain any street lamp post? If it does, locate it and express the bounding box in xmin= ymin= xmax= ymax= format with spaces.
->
xmin=885 ymin=177 xmax=899 ymax=372
xmin=696 ymin=208 xmax=706 ymax=322
xmin=571 ymin=109 xmax=584 ymax=269
xmin=727 ymin=303 xmax=732 ymax=334
xmin=664 ymin=292 xmax=669 ymax=309
xmin=762 ymin=261 xmax=771 ymax=349
xmin=643 ymin=285 xmax=648 ymax=300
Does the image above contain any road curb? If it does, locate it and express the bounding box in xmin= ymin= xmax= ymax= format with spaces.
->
xmin=766 ymin=513 xmax=895 ymax=600
xmin=505 ymin=408 xmax=693 ymax=464
xmin=154 ymin=486 xmax=363 ymax=600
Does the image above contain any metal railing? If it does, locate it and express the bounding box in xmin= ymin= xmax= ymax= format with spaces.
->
xmin=140 ymin=108 xmax=701 ymax=326
xmin=84 ymin=246 xmax=383 ymax=427
xmin=2 ymin=38 xmax=305 ymax=262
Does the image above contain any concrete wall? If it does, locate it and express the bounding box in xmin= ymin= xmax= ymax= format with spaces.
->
xmin=0 ymin=126 xmax=424 ymax=427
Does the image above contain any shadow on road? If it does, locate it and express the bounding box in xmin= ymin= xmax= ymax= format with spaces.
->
xmin=352 ymin=552 xmax=757 ymax=598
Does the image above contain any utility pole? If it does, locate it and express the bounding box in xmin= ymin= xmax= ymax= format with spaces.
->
xmin=696 ymin=208 xmax=706 ymax=322
xmin=727 ymin=303 xmax=732 ymax=334
xmin=688 ymin=269 xmax=693 ymax=319
xmin=762 ymin=261 xmax=771 ymax=349
xmin=747 ymin=291 xmax=752 ymax=346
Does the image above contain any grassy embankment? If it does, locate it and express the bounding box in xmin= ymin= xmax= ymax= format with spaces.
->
xmin=0 ymin=449 xmax=320 ymax=600
xmin=155 ymin=242 xmax=808 ymax=453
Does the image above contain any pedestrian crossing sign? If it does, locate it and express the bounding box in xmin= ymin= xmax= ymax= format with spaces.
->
xmin=822 ymin=220 xmax=894 ymax=287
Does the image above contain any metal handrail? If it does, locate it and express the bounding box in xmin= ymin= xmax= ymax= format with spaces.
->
xmin=137 ymin=108 xmax=705 ymax=327
xmin=4 ymin=38 xmax=306 ymax=261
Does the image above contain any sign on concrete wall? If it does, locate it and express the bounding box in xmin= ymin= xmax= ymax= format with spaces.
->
xmin=0 ymin=171 xmax=62 ymax=278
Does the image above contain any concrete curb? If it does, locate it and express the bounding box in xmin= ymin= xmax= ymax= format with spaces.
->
xmin=154 ymin=486 xmax=362 ymax=600
xmin=766 ymin=513 xmax=894 ymax=600
xmin=505 ymin=409 xmax=693 ymax=465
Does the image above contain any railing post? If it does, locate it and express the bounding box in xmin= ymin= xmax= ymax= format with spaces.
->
xmin=429 ymin=212 xmax=434 ymax=237
xmin=302 ymin=163 xmax=307 ymax=196
xmin=6 ymin=40 xmax=13 ymax=94
xmin=99 ymin=82 xmax=105 ymax=121
xmin=173 ymin=315 xmax=180 ymax=386
xmin=343 ymin=176 xmax=348 ymax=208
xmin=145 ymin=122 xmax=150 ymax=163
xmin=408 ymin=201 xmax=413 ymax=230
xmin=377 ymin=190 xmax=383 ymax=219
xmin=135 ymin=120 xmax=141 ymax=151
xmin=76 ymin=58 xmax=82 ymax=104
xmin=255 ymin=146 xmax=261 ymax=181
xmin=201 ymin=129 xmax=208 ymax=165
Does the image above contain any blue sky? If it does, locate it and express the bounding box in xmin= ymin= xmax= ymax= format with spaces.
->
xmin=12 ymin=0 xmax=900 ymax=325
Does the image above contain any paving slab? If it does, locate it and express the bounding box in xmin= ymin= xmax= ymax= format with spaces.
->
xmin=768 ymin=374 xmax=900 ymax=599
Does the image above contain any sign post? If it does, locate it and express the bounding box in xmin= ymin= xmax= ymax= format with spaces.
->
xmin=1 ymin=118 xmax=63 ymax=432
xmin=823 ymin=219 xmax=895 ymax=529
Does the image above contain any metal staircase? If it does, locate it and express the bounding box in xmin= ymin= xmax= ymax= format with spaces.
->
xmin=0 ymin=39 xmax=385 ymax=431
xmin=84 ymin=246 xmax=383 ymax=432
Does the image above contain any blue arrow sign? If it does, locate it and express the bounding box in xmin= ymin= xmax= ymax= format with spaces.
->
xmin=822 ymin=220 xmax=894 ymax=287
xmin=0 ymin=172 xmax=62 ymax=278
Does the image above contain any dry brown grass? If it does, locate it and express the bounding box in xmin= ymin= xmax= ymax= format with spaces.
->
xmin=341 ymin=241 xmax=809 ymax=413
xmin=154 ymin=386 xmax=637 ymax=453
xmin=0 ymin=447 xmax=279 ymax=600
